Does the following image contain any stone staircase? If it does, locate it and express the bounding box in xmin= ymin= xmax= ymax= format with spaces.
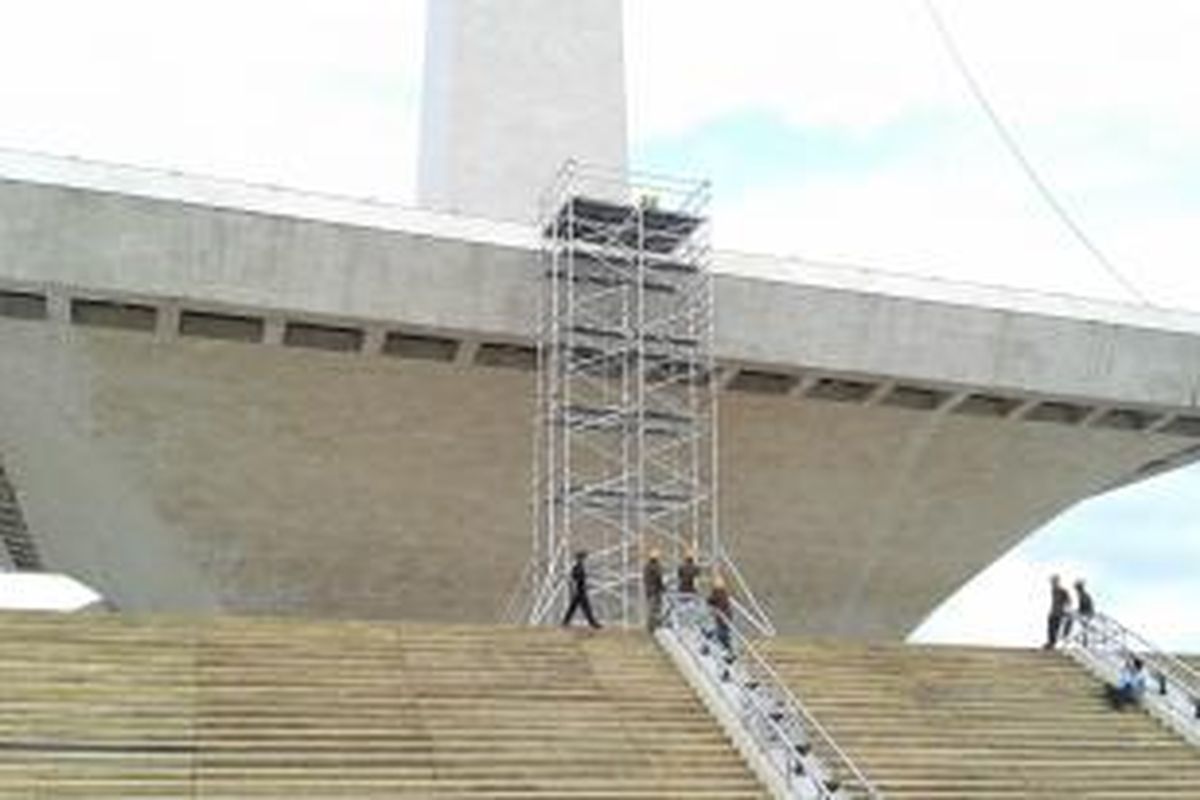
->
xmin=0 ymin=458 xmax=40 ymax=570
xmin=0 ymin=611 xmax=766 ymax=798
xmin=760 ymin=638 xmax=1200 ymax=798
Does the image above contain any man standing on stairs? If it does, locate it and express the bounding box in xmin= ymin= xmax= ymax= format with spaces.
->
xmin=1074 ymin=579 xmax=1095 ymax=620
xmin=1043 ymin=574 xmax=1072 ymax=649
xmin=562 ymin=550 xmax=602 ymax=629
xmin=708 ymin=573 xmax=734 ymax=653
xmin=677 ymin=548 xmax=699 ymax=596
xmin=644 ymin=549 xmax=665 ymax=632
xmin=1063 ymin=578 xmax=1096 ymax=642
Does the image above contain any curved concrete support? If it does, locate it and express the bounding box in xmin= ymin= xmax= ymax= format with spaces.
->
xmin=720 ymin=393 xmax=1180 ymax=637
xmin=0 ymin=316 xmax=1188 ymax=636
xmin=0 ymin=455 xmax=39 ymax=570
xmin=0 ymin=322 xmax=218 ymax=611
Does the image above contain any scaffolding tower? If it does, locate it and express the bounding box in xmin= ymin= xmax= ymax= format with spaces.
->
xmin=524 ymin=163 xmax=771 ymax=631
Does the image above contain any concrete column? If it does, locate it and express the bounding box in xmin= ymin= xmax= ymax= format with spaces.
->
xmin=262 ymin=318 xmax=286 ymax=346
xmin=454 ymin=339 xmax=480 ymax=367
xmin=155 ymin=302 xmax=181 ymax=342
xmin=45 ymin=289 xmax=71 ymax=325
xmin=361 ymin=326 xmax=387 ymax=356
xmin=417 ymin=0 xmax=629 ymax=222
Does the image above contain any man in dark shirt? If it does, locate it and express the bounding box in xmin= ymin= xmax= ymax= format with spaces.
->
xmin=1070 ymin=578 xmax=1096 ymax=644
xmin=677 ymin=549 xmax=700 ymax=595
xmin=1043 ymin=574 xmax=1071 ymax=649
xmin=643 ymin=549 xmax=665 ymax=631
xmin=1074 ymin=579 xmax=1095 ymax=618
xmin=562 ymin=550 xmax=601 ymax=629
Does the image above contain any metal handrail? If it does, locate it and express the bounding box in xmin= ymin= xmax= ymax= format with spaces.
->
xmin=1069 ymin=612 xmax=1200 ymax=689
xmin=1065 ymin=611 xmax=1200 ymax=740
xmin=661 ymin=592 xmax=883 ymax=799
xmin=498 ymin=558 xmax=537 ymax=624
xmin=721 ymin=549 xmax=777 ymax=637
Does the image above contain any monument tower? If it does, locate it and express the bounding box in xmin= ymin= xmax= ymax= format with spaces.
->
xmin=418 ymin=0 xmax=629 ymax=222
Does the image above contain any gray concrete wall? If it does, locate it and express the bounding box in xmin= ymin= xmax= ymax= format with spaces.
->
xmin=3 ymin=165 xmax=1200 ymax=636
xmin=0 ymin=316 xmax=1184 ymax=637
xmin=5 ymin=171 xmax=1200 ymax=420
xmin=5 ymin=169 xmax=1200 ymax=418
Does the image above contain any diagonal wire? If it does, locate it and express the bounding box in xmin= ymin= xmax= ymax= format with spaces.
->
xmin=922 ymin=0 xmax=1152 ymax=306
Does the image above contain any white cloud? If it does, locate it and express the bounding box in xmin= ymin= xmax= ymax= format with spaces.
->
xmin=0 ymin=0 xmax=424 ymax=199
xmin=628 ymin=1 xmax=1200 ymax=308
xmin=910 ymin=551 xmax=1095 ymax=648
xmin=625 ymin=1 xmax=953 ymax=137
xmin=711 ymin=142 xmax=1171 ymax=303
xmin=626 ymin=2 xmax=1200 ymax=139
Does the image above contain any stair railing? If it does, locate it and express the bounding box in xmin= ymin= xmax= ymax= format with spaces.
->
xmin=658 ymin=592 xmax=883 ymax=799
xmin=498 ymin=557 xmax=538 ymax=625
xmin=1065 ymin=611 xmax=1200 ymax=746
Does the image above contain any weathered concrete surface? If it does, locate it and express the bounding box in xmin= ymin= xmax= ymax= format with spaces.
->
xmin=4 ymin=162 xmax=1200 ymax=416
xmin=0 ymin=317 xmax=1186 ymax=637
xmin=3 ymin=161 xmax=1200 ymax=637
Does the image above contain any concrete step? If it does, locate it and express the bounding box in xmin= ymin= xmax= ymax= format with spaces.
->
xmin=0 ymin=611 xmax=766 ymax=798
xmin=762 ymin=637 xmax=1200 ymax=796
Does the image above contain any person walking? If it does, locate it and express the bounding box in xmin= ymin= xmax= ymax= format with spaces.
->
xmin=1043 ymin=574 xmax=1071 ymax=649
xmin=708 ymin=573 xmax=733 ymax=653
xmin=561 ymin=550 xmax=601 ymax=629
xmin=643 ymin=549 xmax=665 ymax=631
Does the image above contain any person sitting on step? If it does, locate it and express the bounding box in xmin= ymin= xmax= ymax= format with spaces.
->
xmin=1105 ymin=655 xmax=1146 ymax=710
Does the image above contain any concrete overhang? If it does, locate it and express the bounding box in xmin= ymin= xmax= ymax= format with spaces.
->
xmin=3 ymin=149 xmax=1200 ymax=447
xmin=3 ymin=150 xmax=1200 ymax=637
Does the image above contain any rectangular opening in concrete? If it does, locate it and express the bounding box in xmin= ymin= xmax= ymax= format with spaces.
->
xmin=70 ymin=299 xmax=157 ymax=332
xmin=1025 ymin=400 xmax=1092 ymax=425
xmin=1093 ymin=408 xmax=1155 ymax=432
xmin=0 ymin=290 xmax=48 ymax=320
xmin=283 ymin=322 xmax=364 ymax=352
xmin=476 ymin=342 xmax=537 ymax=370
xmin=881 ymin=384 xmax=950 ymax=411
xmin=725 ymin=369 xmax=798 ymax=395
xmin=952 ymin=393 xmax=1023 ymax=418
xmin=179 ymin=310 xmax=265 ymax=342
xmin=805 ymin=377 xmax=876 ymax=403
xmin=382 ymin=331 xmax=459 ymax=361
xmin=1160 ymin=415 xmax=1200 ymax=438
xmin=648 ymin=360 xmax=714 ymax=386
xmin=576 ymin=346 xmax=633 ymax=378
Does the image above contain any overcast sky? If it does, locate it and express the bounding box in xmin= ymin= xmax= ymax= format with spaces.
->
xmin=0 ymin=1 xmax=1196 ymax=649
